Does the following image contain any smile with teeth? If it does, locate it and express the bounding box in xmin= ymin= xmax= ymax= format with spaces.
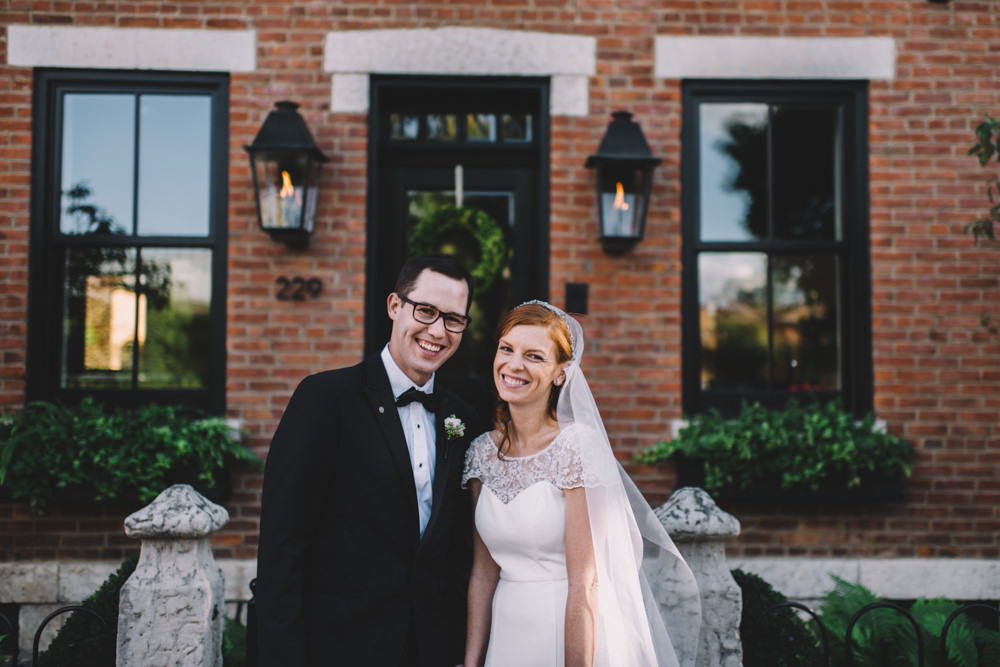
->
xmin=501 ymin=374 xmax=528 ymax=388
xmin=417 ymin=339 xmax=443 ymax=353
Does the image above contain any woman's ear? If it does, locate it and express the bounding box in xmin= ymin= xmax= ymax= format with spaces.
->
xmin=554 ymin=369 xmax=567 ymax=387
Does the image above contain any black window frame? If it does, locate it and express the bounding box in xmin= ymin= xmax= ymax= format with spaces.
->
xmin=27 ymin=69 xmax=229 ymax=413
xmin=680 ymin=79 xmax=873 ymax=418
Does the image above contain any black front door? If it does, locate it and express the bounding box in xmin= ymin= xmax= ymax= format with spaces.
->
xmin=367 ymin=76 xmax=550 ymax=411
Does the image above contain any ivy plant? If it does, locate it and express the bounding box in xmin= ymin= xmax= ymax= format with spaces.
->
xmin=0 ymin=397 xmax=262 ymax=514
xmin=968 ymin=113 xmax=999 ymax=334
xmin=635 ymin=399 xmax=914 ymax=497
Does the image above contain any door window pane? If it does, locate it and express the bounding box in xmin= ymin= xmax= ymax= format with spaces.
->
xmin=406 ymin=190 xmax=515 ymax=408
xmin=427 ymin=114 xmax=458 ymax=141
xmin=137 ymin=95 xmax=212 ymax=237
xmin=60 ymin=94 xmax=135 ymax=236
xmin=772 ymin=107 xmax=839 ymax=240
xmin=699 ymin=103 xmax=767 ymax=242
xmin=699 ymin=252 xmax=768 ymax=390
xmin=390 ymin=113 xmax=420 ymax=141
xmin=501 ymin=113 xmax=532 ymax=142
xmin=772 ymin=254 xmax=841 ymax=390
xmin=138 ymin=248 xmax=212 ymax=388
xmin=467 ymin=113 xmax=497 ymax=142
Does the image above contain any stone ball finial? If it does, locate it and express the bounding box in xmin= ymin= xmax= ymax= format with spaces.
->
xmin=124 ymin=484 xmax=229 ymax=539
xmin=655 ymin=486 xmax=741 ymax=542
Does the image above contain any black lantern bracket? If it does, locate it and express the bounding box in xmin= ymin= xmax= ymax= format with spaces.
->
xmin=585 ymin=111 xmax=662 ymax=254
xmin=244 ymin=101 xmax=328 ymax=249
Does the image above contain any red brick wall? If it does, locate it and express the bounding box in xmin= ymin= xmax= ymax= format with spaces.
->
xmin=1 ymin=1 xmax=998 ymax=562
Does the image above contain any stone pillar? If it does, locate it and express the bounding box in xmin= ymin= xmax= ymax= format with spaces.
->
xmin=656 ymin=487 xmax=743 ymax=667
xmin=117 ymin=484 xmax=229 ymax=667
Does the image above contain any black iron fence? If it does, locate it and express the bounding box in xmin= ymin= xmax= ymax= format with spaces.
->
xmin=760 ymin=600 xmax=1000 ymax=667
xmin=2 ymin=590 xmax=996 ymax=666
xmin=0 ymin=605 xmax=109 ymax=667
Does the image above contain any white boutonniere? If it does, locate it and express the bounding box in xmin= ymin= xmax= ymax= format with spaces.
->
xmin=444 ymin=414 xmax=466 ymax=441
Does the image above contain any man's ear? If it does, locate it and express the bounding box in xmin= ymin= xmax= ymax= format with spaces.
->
xmin=387 ymin=292 xmax=401 ymax=320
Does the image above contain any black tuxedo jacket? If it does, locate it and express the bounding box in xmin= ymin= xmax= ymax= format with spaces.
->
xmin=255 ymin=356 xmax=481 ymax=666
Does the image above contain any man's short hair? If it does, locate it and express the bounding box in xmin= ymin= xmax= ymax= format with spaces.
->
xmin=393 ymin=254 xmax=475 ymax=313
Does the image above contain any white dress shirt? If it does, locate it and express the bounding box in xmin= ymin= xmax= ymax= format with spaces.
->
xmin=381 ymin=344 xmax=436 ymax=537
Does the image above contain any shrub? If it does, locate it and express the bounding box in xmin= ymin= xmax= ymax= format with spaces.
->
xmin=636 ymin=398 xmax=913 ymax=497
xmin=732 ymin=568 xmax=824 ymax=667
xmin=36 ymin=553 xmax=138 ymax=667
xmin=0 ymin=397 xmax=262 ymax=514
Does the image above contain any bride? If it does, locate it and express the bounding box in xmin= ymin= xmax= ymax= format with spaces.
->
xmin=462 ymin=301 xmax=700 ymax=667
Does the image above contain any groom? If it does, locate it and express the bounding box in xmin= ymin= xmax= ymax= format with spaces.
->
xmin=255 ymin=254 xmax=483 ymax=666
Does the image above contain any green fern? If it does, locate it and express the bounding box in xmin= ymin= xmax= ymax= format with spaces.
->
xmin=818 ymin=576 xmax=1000 ymax=667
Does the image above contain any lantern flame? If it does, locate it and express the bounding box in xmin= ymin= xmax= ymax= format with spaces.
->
xmin=280 ymin=170 xmax=295 ymax=198
xmin=614 ymin=182 xmax=630 ymax=211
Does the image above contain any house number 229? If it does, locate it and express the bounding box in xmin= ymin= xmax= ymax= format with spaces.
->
xmin=275 ymin=276 xmax=323 ymax=301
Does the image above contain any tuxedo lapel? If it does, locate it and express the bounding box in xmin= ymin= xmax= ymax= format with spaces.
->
xmin=363 ymin=358 xmax=420 ymax=536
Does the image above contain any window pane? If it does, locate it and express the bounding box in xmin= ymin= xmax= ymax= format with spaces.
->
xmin=390 ymin=113 xmax=420 ymax=140
xmin=699 ymin=252 xmax=768 ymax=390
xmin=60 ymin=94 xmax=135 ymax=236
xmin=62 ymin=247 xmax=138 ymax=389
xmin=699 ymin=103 xmax=767 ymax=241
xmin=772 ymin=254 xmax=841 ymax=390
xmin=137 ymin=95 xmax=212 ymax=236
xmin=467 ymin=113 xmax=497 ymax=142
xmin=138 ymin=248 xmax=212 ymax=388
xmin=501 ymin=113 xmax=532 ymax=142
xmin=772 ymin=107 xmax=839 ymax=240
xmin=427 ymin=114 xmax=458 ymax=141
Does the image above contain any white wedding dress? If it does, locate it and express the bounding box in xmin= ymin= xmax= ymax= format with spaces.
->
xmin=463 ymin=423 xmax=608 ymax=667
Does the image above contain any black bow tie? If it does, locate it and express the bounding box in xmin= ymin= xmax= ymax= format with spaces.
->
xmin=395 ymin=387 xmax=443 ymax=412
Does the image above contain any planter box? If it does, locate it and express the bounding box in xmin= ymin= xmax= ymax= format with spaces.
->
xmin=675 ymin=456 xmax=906 ymax=504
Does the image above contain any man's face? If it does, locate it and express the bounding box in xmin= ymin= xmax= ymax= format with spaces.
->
xmin=387 ymin=269 xmax=470 ymax=386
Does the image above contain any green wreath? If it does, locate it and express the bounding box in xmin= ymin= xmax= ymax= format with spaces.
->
xmin=408 ymin=205 xmax=507 ymax=296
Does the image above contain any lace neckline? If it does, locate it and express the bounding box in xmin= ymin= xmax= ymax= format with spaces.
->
xmin=484 ymin=428 xmax=563 ymax=461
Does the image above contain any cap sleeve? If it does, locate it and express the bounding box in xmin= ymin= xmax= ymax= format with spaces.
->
xmin=550 ymin=423 xmax=607 ymax=490
xmin=462 ymin=432 xmax=493 ymax=488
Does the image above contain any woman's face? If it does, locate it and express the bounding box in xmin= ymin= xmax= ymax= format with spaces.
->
xmin=493 ymin=324 xmax=565 ymax=411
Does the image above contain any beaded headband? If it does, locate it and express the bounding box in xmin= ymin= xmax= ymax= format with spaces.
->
xmin=517 ymin=299 xmax=579 ymax=360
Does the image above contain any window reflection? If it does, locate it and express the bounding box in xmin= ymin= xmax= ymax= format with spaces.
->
xmin=772 ymin=255 xmax=841 ymax=390
xmin=699 ymin=104 xmax=766 ymax=242
xmin=772 ymin=107 xmax=839 ymax=240
xmin=467 ymin=113 xmax=496 ymax=142
xmin=390 ymin=113 xmax=420 ymax=140
xmin=137 ymin=95 xmax=212 ymax=237
xmin=61 ymin=247 xmax=211 ymax=390
xmin=699 ymin=252 xmax=767 ymax=390
xmin=61 ymin=94 xmax=135 ymax=235
xmin=427 ymin=114 xmax=458 ymax=141
xmin=139 ymin=248 xmax=212 ymax=388
xmin=501 ymin=113 xmax=532 ymax=142
xmin=63 ymin=248 xmax=138 ymax=389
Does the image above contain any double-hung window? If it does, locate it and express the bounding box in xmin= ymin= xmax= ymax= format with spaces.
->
xmin=28 ymin=70 xmax=229 ymax=412
xmin=681 ymin=81 xmax=872 ymax=417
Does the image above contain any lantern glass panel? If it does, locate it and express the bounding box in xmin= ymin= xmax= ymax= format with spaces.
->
xmin=253 ymin=152 xmax=310 ymax=231
xmin=598 ymin=166 xmax=648 ymax=240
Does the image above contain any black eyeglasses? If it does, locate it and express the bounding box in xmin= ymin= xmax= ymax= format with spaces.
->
xmin=397 ymin=294 xmax=471 ymax=333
